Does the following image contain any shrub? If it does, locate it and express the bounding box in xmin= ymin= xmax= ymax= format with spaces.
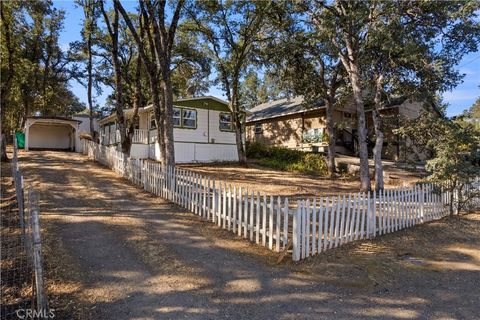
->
xmin=246 ymin=142 xmax=328 ymax=175
xmin=246 ymin=141 xmax=270 ymax=158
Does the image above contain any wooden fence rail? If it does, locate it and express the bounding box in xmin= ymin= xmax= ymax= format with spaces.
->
xmin=81 ymin=139 xmax=479 ymax=261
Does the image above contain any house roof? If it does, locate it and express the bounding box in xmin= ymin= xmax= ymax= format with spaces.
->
xmin=246 ymin=96 xmax=325 ymax=123
xmin=98 ymin=96 xmax=230 ymax=125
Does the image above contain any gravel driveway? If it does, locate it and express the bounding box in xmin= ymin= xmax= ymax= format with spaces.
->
xmin=19 ymin=151 xmax=480 ymax=320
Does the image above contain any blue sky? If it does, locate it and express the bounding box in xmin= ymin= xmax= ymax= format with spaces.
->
xmin=55 ymin=1 xmax=479 ymax=117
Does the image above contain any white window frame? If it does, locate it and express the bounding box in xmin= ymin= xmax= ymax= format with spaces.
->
xmin=219 ymin=112 xmax=234 ymax=132
xmin=150 ymin=113 xmax=157 ymax=129
xmin=173 ymin=107 xmax=181 ymax=127
xmin=181 ymin=108 xmax=197 ymax=129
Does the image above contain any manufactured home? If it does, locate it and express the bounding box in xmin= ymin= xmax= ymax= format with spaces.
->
xmin=98 ymin=96 xmax=239 ymax=163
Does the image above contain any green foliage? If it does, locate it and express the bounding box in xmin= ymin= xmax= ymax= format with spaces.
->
xmin=302 ymin=131 xmax=327 ymax=143
xmin=468 ymin=97 xmax=480 ymax=118
xmin=398 ymin=107 xmax=480 ymax=213
xmin=463 ymin=97 xmax=480 ymax=131
xmin=1 ymin=0 xmax=85 ymax=133
xmin=246 ymin=142 xmax=328 ymax=175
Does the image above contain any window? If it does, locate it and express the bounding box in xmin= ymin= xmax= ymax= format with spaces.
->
xmin=254 ymin=122 xmax=263 ymax=134
xmin=182 ymin=108 xmax=197 ymax=128
xmin=150 ymin=113 xmax=157 ymax=129
xmin=303 ymin=128 xmax=325 ymax=143
xmin=219 ymin=113 xmax=234 ymax=131
xmin=173 ymin=108 xmax=181 ymax=127
xmin=343 ymin=112 xmax=352 ymax=119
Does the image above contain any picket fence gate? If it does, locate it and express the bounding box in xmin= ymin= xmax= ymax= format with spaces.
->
xmin=81 ymin=140 xmax=478 ymax=261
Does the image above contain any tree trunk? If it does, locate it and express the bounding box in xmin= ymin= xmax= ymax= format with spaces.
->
xmin=112 ymin=56 xmax=127 ymax=153
xmin=150 ymin=76 xmax=167 ymax=167
xmin=126 ymin=57 xmax=143 ymax=155
xmin=87 ymin=34 xmax=94 ymax=137
xmin=372 ymin=108 xmax=384 ymax=191
xmin=101 ymin=3 xmax=129 ymax=153
xmin=349 ymin=64 xmax=371 ymax=191
xmin=161 ymin=75 xmax=175 ymax=169
xmin=449 ymin=185 xmax=455 ymax=216
xmin=372 ymin=75 xmax=384 ymax=191
xmin=0 ymin=1 xmax=13 ymax=161
xmin=234 ymin=111 xmax=247 ymax=165
xmin=83 ymin=0 xmax=95 ymax=136
xmin=230 ymin=72 xmax=246 ymax=165
xmin=325 ymin=98 xmax=336 ymax=175
xmin=1 ymin=103 xmax=8 ymax=162
xmin=0 ymin=133 xmax=8 ymax=162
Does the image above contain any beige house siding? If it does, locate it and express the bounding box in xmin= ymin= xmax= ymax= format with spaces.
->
xmin=247 ymin=109 xmax=350 ymax=148
xmin=247 ymin=114 xmax=304 ymax=148
xmin=246 ymin=96 xmax=425 ymax=161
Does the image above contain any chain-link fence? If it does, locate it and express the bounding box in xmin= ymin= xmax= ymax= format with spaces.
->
xmin=1 ymin=139 xmax=48 ymax=319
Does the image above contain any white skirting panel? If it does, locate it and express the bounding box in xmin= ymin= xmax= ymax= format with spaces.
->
xmin=131 ymin=142 xmax=239 ymax=163
xmin=192 ymin=143 xmax=238 ymax=162
xmin=130 ymin=143 xmax=149 ymax=159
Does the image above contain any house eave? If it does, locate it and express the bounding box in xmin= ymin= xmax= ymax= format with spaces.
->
xmin=246 ymin=106 xmax=327 ymax=124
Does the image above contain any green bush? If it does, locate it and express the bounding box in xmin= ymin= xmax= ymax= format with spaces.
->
xmin=246 ymin=141 xmax=270 ymax=158
xmin=246 ymin=142 xmax=328 ymax=175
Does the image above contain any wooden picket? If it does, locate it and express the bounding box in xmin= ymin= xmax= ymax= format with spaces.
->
xmin=81 ymin=139 xmax=479 ymax=262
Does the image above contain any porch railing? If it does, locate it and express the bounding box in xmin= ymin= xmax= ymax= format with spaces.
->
xmin=102 ymin=128 xmax=158 ymax=145
xmin=132 ymin=129 xmax=149 ymax=144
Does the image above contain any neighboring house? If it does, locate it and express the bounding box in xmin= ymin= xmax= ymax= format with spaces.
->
xmin=72 ymin=114 xmax=100 ymax=137
xmin=98 ymin=96 xmax=238 ymax=163
xmin=245 ymin=96 xmax=424 ymax=161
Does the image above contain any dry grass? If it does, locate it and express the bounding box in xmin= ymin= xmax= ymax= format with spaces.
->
xmin=1 ymin=161 xmax=34 ymax=317
xmin=291 ymin=212 xmax=480 ymax=290
xmin=1 ymin=152 xmax=93 ymax=320
xmin=10 ymin=149 xmax=479 ymax=318
xmin=180 ymin=159 xmax=424 ymax=199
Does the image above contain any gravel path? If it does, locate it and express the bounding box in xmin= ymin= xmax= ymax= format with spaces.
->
xmin=19 ymin=151 xmax=479 ymax=320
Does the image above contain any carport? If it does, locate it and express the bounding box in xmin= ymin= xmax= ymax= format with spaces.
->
xmin=24 ymin=117 xmax=81 ymax=152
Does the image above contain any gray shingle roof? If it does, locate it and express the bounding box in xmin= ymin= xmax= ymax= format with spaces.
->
xmin=246 ymin=96 xmax=325 ymax=123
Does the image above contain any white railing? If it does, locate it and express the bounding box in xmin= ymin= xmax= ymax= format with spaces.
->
xmin=132 ymin=129 xmax=149 ymax=144
xmin=81 ymin=139 xmax=479 ymax=261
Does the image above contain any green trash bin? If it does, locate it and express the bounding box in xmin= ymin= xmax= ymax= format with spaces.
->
xmin=15 ymin=132 xmax=25 ymax=149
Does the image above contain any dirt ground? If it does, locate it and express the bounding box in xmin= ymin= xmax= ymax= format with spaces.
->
xmin=1 ymin=162 xmax=34 ymax=317
xmin=9 ymin=150 xmax=479 ymax=319
xmin=181 ymin=156 xmax=424 ymax=199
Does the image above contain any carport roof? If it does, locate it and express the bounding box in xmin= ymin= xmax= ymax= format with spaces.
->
xmin=27 ymin=116 xmax=82 ymax=123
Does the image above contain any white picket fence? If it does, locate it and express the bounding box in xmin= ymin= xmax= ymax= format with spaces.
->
xmin=82 ymin=140 xmax=291 ymax=253
xmin=81 ymin=139 xmax=479 ymax=261
xmin=291 ymin=184 xmax=452 ymax=261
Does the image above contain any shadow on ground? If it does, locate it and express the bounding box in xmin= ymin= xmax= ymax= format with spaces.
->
xmin=17 ymin=150 xmax=480 ymax=320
